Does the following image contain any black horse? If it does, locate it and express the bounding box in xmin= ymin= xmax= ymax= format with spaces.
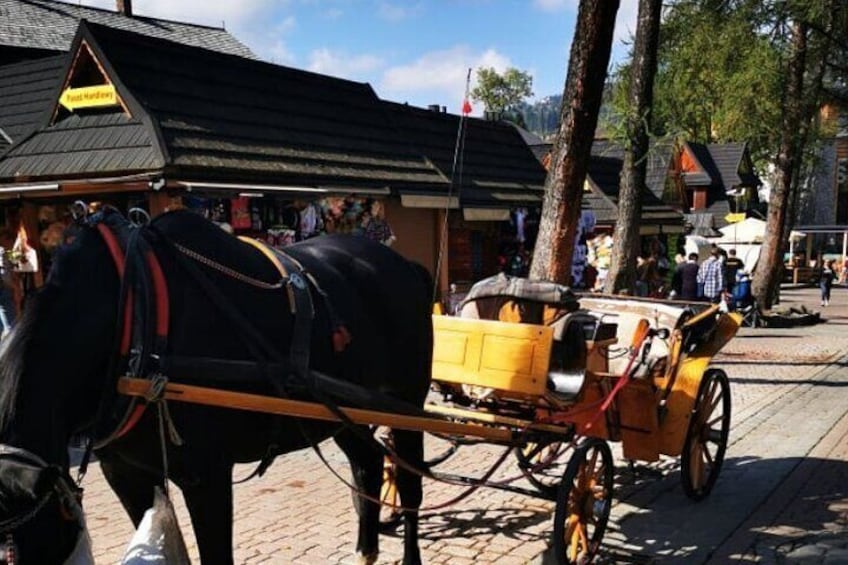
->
xmin=0 ymin=209 xmax=433 ymax=564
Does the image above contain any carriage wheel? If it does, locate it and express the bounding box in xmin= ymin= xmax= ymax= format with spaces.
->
xmin=514 ymin=439 xmax=573 ymax=497
xmin=681 ymin=368 xmax=731 ymax=501
xmin=552 ymin=438 xmax=613 ymax=564
xmin=379 ymin=457 xmax=403 ymax=531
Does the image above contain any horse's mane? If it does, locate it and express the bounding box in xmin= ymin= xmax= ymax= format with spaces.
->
xmin=0 ymin=228 xmax=81 ymax=434
xmin=0 ymin=292 xmax=44 ymax=434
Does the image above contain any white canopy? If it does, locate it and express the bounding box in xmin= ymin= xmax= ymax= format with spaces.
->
xmin=716 ymin=218 xmax=805 ymax=244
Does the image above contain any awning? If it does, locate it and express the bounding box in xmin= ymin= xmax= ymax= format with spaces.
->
xmin=399 ymin=193 xmax=459 ymax=209
xmin=176 ymin=181 xmax=391 ymax=196
xmin=463 ymin=208 xmax=510 ymax=221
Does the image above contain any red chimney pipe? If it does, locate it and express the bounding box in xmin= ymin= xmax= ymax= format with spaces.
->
xmin=116 ymin=0 xmax=132 ymax=16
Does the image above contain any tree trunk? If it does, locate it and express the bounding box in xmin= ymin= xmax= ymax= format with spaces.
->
xmin=529 ymin=0 xmax=620 ymax=284
xmin=753 ymin=19 xmax=807 ymax=309
xmin=782 ymin=3 xmax=835 ymax=246
xmin=604 ymin=0 xmax=662 ymax=295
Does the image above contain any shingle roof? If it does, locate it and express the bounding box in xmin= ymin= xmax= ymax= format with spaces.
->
xmin=585 ymin=139 xmax=681 ymax=226
xmin=381 ymin=102 xmax=547 ymax=206
xmin=706 ymin=142 xmax=760 ymax=188
xmin=682 ymin=142 xmax=720 ymax=187
xmin=680 ymin=141 xmax=761 ymax=228
xmin=0 ymin=22 xmax=445 ymax=189
xmin=0 ymin=112 xmax=163 ymax=179
xmin=0 ymin=54 xmax=64 ymax=149
xmin=0 ymin=0 xmax=254 ymax=59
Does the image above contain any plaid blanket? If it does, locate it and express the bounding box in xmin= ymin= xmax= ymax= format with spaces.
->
xmin=461 ymin=273 xmax=578 ymax=309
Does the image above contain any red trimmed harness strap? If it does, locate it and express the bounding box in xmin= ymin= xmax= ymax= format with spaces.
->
xmin=94 ymin=221 xmax=171 ymax=443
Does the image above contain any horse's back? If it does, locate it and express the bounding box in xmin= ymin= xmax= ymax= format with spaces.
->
xmin=152 ymin=211 xmax=433 ymax=400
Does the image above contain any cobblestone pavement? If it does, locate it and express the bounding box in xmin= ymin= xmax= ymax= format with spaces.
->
xmin=78 ymin=286 xmax=848 ymax=564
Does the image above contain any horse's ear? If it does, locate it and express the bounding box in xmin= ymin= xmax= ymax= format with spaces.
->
xmin=70 ymin=201 xmax=90 ymax=225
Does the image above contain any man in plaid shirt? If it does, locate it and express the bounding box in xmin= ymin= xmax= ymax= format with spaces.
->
xmin=698 ymin=247 xmax=725 ymax=303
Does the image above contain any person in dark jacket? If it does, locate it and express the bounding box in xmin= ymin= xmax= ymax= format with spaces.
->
xmin=820 ymin=260 xmax=835 ymax=306
xmin=672 ymin=253 xmax=701 ymax=301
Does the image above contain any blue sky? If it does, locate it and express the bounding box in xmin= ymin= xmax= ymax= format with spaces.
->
xmin=81 ymin=0 xmax=638 ymax=114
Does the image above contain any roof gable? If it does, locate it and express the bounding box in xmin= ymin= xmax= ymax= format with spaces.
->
xmin=586 ymin=139 xmax=681 ymax=226
xmin=0 ymin=0 xmax=254 ymax=59
xmin=0 ymin=22 xmax=165 ymax=181
xmin=681 ymin=141 xmax=719 ymax=187
xmin=706 ymin=142 xmax=761 ymax=188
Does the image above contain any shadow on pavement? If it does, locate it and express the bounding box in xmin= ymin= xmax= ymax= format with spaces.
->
xmin=403 ymin=506 xmax=550 ymax=543
xmin=602 ymin=456 xmax=848 ymax=563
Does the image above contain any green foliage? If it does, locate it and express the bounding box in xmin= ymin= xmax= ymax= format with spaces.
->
xmin=470 ymin=67 xmax=534 ymax=115
xmin=518 ymin=95 xmax=562 ymax=138
xmin=603 ymin=1 xmax=784 ymax=169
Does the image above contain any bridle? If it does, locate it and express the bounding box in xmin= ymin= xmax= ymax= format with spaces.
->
xmin=0 ymin=446 xmax=85 ymax=565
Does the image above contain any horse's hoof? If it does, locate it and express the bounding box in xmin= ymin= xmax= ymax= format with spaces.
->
xmin=355 ymin=551 xmax=379 ymax=565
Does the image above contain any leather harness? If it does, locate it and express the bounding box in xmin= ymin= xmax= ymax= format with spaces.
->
xmin=80 ymin=208 xmax=328 ymax=479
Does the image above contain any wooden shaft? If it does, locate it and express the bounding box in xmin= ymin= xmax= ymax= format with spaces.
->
xmin=118 ymin=377 xmax=519 ymax=443
xmin=424 ymin=404 xmax=571 ymax=436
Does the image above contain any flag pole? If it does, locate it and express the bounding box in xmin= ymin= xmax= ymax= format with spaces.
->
xmin=432 ymin=68 xmax=473 ymax=309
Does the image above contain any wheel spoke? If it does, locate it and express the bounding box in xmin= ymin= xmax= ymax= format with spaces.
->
xmin=567 ymin=518 xmax=580 ymax=562
xmin=707 ymin=414 xmax=725 ymax=428
xmin=706 ymin=379 xmax=719 ymax=407
xmin=702 ymin=443 xmax=715 ymax=467
xmin=707 ymin=390 xmax=723 ymax=416
xmin=580 ymin=449 xmax=599 ymax=490
xmin=690 ymin=442 xmax=704 ymax=488
xmin=577 ymin=521 xmax=590 ymax=555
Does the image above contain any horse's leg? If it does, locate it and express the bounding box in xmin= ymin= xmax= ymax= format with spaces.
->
xmin=334 ymin=428 xmax=382 ymax=565
xmin=99 ymin=452 xmax=159 ymax=527
xmin=177 ymin=462 xmax=235 ymax=565
xmin=392 ymin=428 xmax=424 ymax=565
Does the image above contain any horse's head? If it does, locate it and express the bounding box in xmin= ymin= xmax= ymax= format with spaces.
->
xmin=0 ymin=219 xmax=121 ymax=563
xmin=0 ymin=446 xmax=91 ymax=564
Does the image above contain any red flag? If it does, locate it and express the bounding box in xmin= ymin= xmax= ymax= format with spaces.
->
xmin=461 ymin=98 xmax=472 ymax=115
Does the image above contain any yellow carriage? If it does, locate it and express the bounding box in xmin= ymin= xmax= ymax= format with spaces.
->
xmin=412 ymin=276 xmax=741 ymax=562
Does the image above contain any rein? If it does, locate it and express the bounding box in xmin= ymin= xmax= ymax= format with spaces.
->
xmin=76 ymin=208 xmax=173 ymax=484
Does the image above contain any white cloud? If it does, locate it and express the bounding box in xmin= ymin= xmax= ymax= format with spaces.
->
xmin=377 ymin=2 xmax=422 ymax=22
xmin=79 ymin=0 xmax=278 ymax=28
xmin=239 ymin=15 xmax=297 ymax=65
xmin=307 ymin=49 xmax=385 ymax=81
xmin=379 ymin=46 xmax=512 ymax=113
xmin=323 ymin=8 xmax=344 ymax=19
xmin=533 ymin=0 xmax=569 ymax=12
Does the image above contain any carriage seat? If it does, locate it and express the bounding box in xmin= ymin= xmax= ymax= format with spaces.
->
xmin=454 ymin=274 xmax=597 ymax=403
xmin=458 ymin=273 xmax=579 ymax=322
xmin=578 ymin=298 xmax=688 ymax=377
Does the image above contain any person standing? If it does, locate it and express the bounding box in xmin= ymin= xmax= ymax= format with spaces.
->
xmin=672 ymin=253 xmax=701 ymax=301
xmin=820 ymin=260 xmax=835 ymax=307
xmin=698 ymin=247 xmax=725 ymax=304
xmin=725 ymin=248 xmax=745 ymax=292
xmin=0 ymin=243 xmax=16 ymax=337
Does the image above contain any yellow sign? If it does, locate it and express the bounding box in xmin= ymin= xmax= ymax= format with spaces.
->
xmin=725 ymin=213 xmax=746 ymax=224
xmin=59 ymin=84 xmax=118 ymax=111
